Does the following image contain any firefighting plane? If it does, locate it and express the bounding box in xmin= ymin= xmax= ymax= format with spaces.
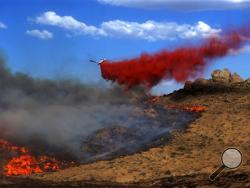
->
xmin=89 ymin=59 xmax=106 ymax=65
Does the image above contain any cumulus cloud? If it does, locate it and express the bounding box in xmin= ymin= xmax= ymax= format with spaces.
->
xmin=33 ymin=11 xmax=221 ymax=41
xmin=0 ymin=22 xmax=7 ymax=29
xmin=26 ymin=29 xmax=53 ymax=39
xmin=98 ymin=0 xmax=250 ymax=11
xmin=34 ymin=11 xmax=106 ymax=36
xmin=101 ymin=20 xmax=221 ymax=41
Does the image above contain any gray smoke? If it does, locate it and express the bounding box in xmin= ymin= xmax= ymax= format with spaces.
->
xmin=0 ymin=56 xmax=197 ymax=162
xmin=0 ymin=56 xmax=148 ymax=160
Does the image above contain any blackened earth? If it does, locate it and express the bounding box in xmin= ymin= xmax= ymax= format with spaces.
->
xmin=80 ymin=104 xmax=198 ymax=163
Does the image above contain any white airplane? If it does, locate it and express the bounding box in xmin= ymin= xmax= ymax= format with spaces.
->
xmin=89 ymin=59 xmax=106 ymax=65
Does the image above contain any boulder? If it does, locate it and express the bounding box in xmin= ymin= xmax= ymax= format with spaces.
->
xmin=184 ymin=81 xmax=193 ymax=90
xmin=193 ymin=78 xmax=209 ymax=85
xmin=191 ymin=78 xmax=209 ymax=90
xmin=246 ymin=78 xmax=250 ymax=85
xmin=230 ymin=73 xmax=244 ymax=83
xmin=211 ymin=69 xmax=231 ymax=83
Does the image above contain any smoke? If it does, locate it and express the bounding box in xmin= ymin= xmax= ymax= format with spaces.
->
xmin=0 ymin=55 xmax=149 ymax=160
xmin=0 ymin=56 xmax=197 ymax=162
xmin=100 ymin=25 xmax=250 ymax=89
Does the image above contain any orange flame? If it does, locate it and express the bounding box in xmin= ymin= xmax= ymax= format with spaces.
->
xmin=0 ymin=139 xmax=28 ymax=154
xmin=4 ymin=155 xmax=43 ymax=176
xmin=149 ymin=97 xmax=206 ymax=113
xmin=167 ymin=104 xmax=206 ymax=113
xmin=0 ymin=139 xmax=72 ymax=176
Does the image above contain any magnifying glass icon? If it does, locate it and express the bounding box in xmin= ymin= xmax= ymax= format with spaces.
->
xmin=210 ymin=148 xmax=242 ymax=181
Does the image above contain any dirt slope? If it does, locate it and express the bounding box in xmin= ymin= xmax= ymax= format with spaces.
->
xmin=26 ymin=87 xmax=250 ymax=187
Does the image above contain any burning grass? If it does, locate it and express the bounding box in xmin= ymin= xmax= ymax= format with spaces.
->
xmin=167 ymin=104 xmax=206 ymax=113
xmin=0 ymin=139 xmax=74 ymax=176
xmin=0 ymin=102 xmax=199 ymax=176
xmin=149 ymin=97 xmax=206 ymax=113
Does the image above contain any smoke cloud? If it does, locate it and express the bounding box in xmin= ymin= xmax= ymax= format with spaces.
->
xmin=0 ymin=56 xmax=197 ymax=162
xmin=100 ymin=25 xmax=250 ymax=89
xmin=0 ymin=56 xmax=148 ymax=160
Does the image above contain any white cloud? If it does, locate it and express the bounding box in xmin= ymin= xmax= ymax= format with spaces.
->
xmin=26 ymin=29 xmax=53 ymax=39
xmin=101 ymin=20 xmax=221 ymax=41
xmin=34 ymin=11 xmax=105 ymax=36
xmin=98 ymin=0 xmax=250 ymax=11
xmin=33 ymin=11 xmax=221 ymax=41
xmin=0 ymin=22 xmax=7 ymax=29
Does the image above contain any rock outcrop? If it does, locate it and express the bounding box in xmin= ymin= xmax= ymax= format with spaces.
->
xmin=230 ymin=73 xmax=244 ymax=83
xmin=183 ymin=69 xmax=249 ymax=93
xmin=211 ymin=69 xmax=244 ymax=84
xmin=211 ymin=69 xmax=231 ymax=83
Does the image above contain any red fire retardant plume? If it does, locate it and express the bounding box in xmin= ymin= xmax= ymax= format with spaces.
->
xmin=100 ymin=27 xmax=249 ymax=89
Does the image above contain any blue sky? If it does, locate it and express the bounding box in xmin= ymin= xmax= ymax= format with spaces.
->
xmin=0 ymin=0 xmax=250 ymax=94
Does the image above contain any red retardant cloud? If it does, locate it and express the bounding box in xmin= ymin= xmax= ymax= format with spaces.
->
xmin=100 ymin=26 xmax=249 ymax=89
